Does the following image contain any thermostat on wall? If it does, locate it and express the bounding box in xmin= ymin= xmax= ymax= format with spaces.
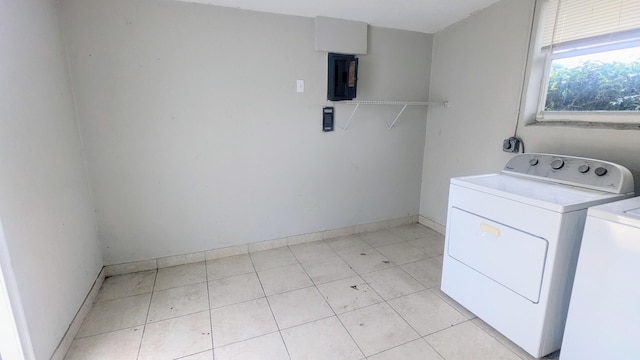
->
xmin=323 ymin=107 xmax=334 ymax=132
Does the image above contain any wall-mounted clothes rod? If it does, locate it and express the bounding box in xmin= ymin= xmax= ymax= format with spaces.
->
xmin=333 ymin=100 xmax=449 ymax=130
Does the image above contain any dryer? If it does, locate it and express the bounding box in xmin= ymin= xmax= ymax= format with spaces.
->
xmin=560 ymin=196 xmax=640 ymax=360
xmin=441 ymin=153 xmax=634 ymax=358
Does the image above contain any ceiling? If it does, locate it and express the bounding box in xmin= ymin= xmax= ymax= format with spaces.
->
xmin=175 ymin=0 xmax=502 ymax=34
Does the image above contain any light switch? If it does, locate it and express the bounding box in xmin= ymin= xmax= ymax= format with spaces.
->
xmin=297 ymin=79 xmax=304 ymax=93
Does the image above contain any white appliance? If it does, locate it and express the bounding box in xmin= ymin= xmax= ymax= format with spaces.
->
xmin=441 ymin=153 xmax=634 ymax=358
xmin=560 ymin=196 xmax=640 ymax=360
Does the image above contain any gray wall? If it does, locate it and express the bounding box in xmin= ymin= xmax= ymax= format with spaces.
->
xmin=0 ymin=1 xmax=102 ymax=358
xmin=420 ymin=0 xmax=640 ymax=226
xmin=60 ymin=0 xmax=433 ymax=265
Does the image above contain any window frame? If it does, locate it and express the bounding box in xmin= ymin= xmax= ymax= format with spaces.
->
xmin=524 ymin=0 xmax=640 ymax=126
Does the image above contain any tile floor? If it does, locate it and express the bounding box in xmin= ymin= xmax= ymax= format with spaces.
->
xmin=64 ymin=224 xmax=558 ymax=360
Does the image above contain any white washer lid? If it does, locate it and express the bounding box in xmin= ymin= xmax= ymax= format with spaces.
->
xmin=587 ymin=196 xmax=640 ymax=228
xmin=452 ymin=173 xmax=629 ymax=213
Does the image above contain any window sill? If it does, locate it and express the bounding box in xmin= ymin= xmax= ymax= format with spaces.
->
xmin=526 ymin=119 xmax=640 ymax=130
xmin=528 ymin=111 xmax=640 ymax=129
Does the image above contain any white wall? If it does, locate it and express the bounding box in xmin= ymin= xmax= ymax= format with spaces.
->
xmin=0 ymin=1 xmax=102 ymax=359
xmin=420 ymin=0 xmax=531 ymax=225
xmin=420 ymin=0 xmax=640 ymax=226
xmin=60 ymin=0 xmax=433 ymax=265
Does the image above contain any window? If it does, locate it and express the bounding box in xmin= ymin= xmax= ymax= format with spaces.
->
xmin=534 ymin=0 xmax=640 ymax=123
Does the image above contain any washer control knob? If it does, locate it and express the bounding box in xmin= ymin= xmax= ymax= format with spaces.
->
xmin=529 ymin=158 xmax=539 ymax=166
xmin=551 ymin=159 xmax=565 ymax=170
xmin=595 ymin=167 xmax=608 ymax=176
xmin=578 ymin=165 xmax=590 ymax=173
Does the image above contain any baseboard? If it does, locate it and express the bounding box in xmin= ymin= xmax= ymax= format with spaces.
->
xmin=418 ymin=215 xmax=445 ymax=235
xmin=104 ymin=215 xmax=418 ymax=276
xmin=49 ymin=267 xmax=105 ymax=360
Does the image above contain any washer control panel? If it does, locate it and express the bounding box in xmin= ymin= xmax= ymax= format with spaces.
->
xmin=503 ymin=153 xmax=634 ymax=194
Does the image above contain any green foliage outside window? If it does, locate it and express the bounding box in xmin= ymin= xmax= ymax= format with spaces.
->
xmin=545 ymin=61 xmax=640 ymax=111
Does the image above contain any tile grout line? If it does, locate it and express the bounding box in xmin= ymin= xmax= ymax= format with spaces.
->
xmin=292 ymin=240 xmax=368 ymax=359
xmin=289 ymin=244 xmax=369 ymax=359
xmin=306 ymin=227 xmax=445 ymax=347
xmin=74 ymin=291 xmax=154 ymax=340
xmin=72 ymin=324 xmax=143 ymax=342
xmin=249 ymin=250 xmax=293 ymax=360
xmin=330 ymin=280 xmax=423 ymax=359
xmin=428 ymin=287 xmax=477 ymax=320
xmin=92 ymin=289 xmax=153 ymax=304
xmin=379 ymin=236 xmax=478 ymax=359
xmin=335 ymin=230 xmax=446 ymax=358
xmin=376 ymin=279 xmax=447 ymax=359
xmin=135 ymin=269 xmax=158 ymax=360
xmin=204 ymin=260 xmax=215 ymax=358
xmin=421 ymin=318 xmax=538 ymax=360
xmin=327 ymin=290 xmax=369 ymax=359
xmin=300 ymin=244 xmax=383 ymax=355
xmin=374 ymin=266 xmax=425 ymax=344
xmin=424 ymin=285 xmax=455 ymax=316
xmin=421 ymin=335 xmax=449 ymax=360
xmin=467 ymin=318 xmax=535 ymax=360
xmin=76 ymin=226 xmax=440 ymax=359
xmin=152 ymin=268 xmax=209 ymax=293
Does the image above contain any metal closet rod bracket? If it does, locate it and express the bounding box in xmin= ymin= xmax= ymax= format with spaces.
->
xmin=334 ymin=100 xmax=449 ymax=130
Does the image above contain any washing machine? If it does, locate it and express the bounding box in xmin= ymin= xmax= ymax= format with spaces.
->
xmin=560 ymin=196 xmax=640 ymax=360
xmin=440 ymin=153 xmax=634 ymax=358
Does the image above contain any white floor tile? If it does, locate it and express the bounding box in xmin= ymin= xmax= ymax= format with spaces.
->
xmin=301 ymin=255 xmax=357 ymax=285
xmin=210 ymin=298 xmax=278 ymax=347
xmin=250 ymin=247 xmax=298 ymax=271
xmin=96 ymin=270 xmax=156 ymax=302
xmin=282 ymin=316 xmax=364 ymax=360
xmin=213 ymin=332 xmax=289 ymax=360
xmin=206 ymin=254 xmax=254 ymax=281
xmin=471 ymin=318 xmax=541 ymax=360
xmin=147 ymin=282 xmax=209 ymax=323
xmin=338 ymin=302 xmax=419 ymax=357
xmin=77 ymin=293 xmax=150 ymax=338
xmin=339 ymin=249 xmax=394 ymax=274
xmin=425 ymin=321 xmax=521 ymax=360
xmin=316 ymin=276 xmax=383 ymax=314
xmin=325 ymin=235 xmax=373 ymax=255
xmin=208 ymin=272 xmax=264 ymax=309
xmin=360 ymin=267 xmax=425 ymax=300
xmin=65 ymin=327 xmax=142 ymax=360
xmin=388 ymin=290 xmax=467 ymax=336
xmin=431 ymin=288 xmax=476 ymax=319
xmin=408 ymin=236 xmax=445 ymax=257
xmin=289 ymin=241 xmax=337 ymax=263
xmin=400 ymin=256 xmax=443 ymax=288
xmin=376 ymin=242 xmax=429 ymax=265
xmin=138 ymin=311 xmax=212 ymax=360
xmin=70 ymin=225 xmax=525 ymax=360
xmin=268 ymin=286 xmax=333 ymax=329
xmin=367 ymin=339 xmax=443 ymax=360
xmin=257 ymin=263 xmax=313 ymax=296
xmin=154 ymin=262 xmax=206 ymax=291
xmin=359 ymin=229 xmax=404 ymax=248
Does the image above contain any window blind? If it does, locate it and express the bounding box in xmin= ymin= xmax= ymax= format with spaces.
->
xmin=541 ymin=0 xmax=640 ymax=48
